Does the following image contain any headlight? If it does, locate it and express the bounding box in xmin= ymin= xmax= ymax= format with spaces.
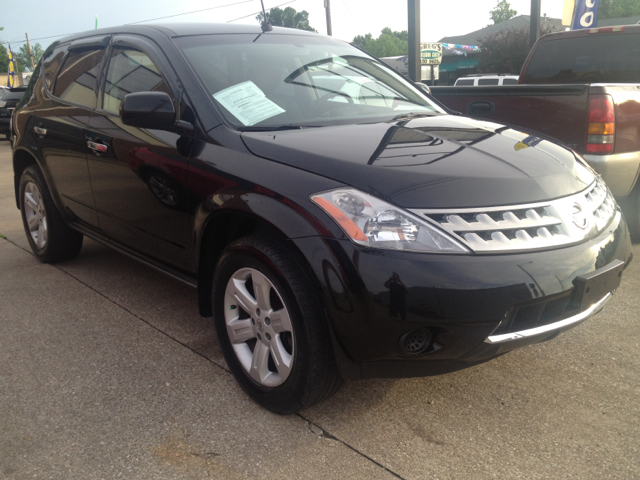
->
xmin=0 ymin=101 xmax=6 ymax=108
xmin=311 ymin=188 xmax=469 ymax=253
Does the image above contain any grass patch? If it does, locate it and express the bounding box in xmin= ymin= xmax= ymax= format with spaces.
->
xmin=0 ymin=234 xmax=6 ymax=239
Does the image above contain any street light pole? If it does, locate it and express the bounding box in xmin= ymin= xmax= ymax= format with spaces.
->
xmin=408 ymin=0 xmax=420 ymax=82
xmin=325 ymin=0 xmax=333 ymax=36
xmin=530 ymin=0 xmax=541 ymax=48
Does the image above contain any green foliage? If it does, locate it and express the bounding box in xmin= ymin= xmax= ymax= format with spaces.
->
xmin=599 ymin=0 xmax=640 ymax=19
xmin=352 ymin=28 xmax=409 ymax=57
xmin=478 ymin=25 xmax=558 ymax=74
xmin=256 ymin=7 xmax=316 ymax=32
xmin=15 ymin=43 xmax=44 ymax=72
xmin=0 ymin=44 xmax=7 ymax=73
xmin=490 ymin=0 xmax=518 ymax=24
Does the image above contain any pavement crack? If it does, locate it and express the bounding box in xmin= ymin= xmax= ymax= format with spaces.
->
xmin=298 ymin=414 xmax=408 ymax=480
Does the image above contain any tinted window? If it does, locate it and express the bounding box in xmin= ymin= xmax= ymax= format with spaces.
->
xmin=42 ymin=45 xmax=67 ymax=90
xmin=478 ymin=78 xmax=499 ymax=85
xmin=455 ymin=79 xmax=474 ymax=86
xmin=103 ymin=48 xmax=170 ymax=113
xmin=53 ymin=49 xmax=105 ymax=107
xmin=523 ymin=33 xmax=640 ymax=84
xmin=502 ymin=78 xmax=518 ymax=85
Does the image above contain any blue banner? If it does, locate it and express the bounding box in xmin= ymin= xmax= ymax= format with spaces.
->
xmin=7 ymin=44 xmax=16 ymax=87
xmin=572 ymin=0 xmax=600 ymax=30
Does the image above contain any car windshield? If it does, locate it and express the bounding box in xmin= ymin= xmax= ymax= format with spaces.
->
xmin=175 ymin=33 xmax=443 ymax=129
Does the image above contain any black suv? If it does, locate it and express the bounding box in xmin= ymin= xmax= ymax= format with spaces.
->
xmin=11 ymin=23 xmax=632 ymax=413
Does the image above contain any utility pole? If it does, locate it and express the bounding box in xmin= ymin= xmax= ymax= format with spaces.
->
xmin=325 ymin=0 xmax=332 ymax=36
xmin=25 ymin=33 xmax=35 ymax=70
xmin=530 ymin=0 xmax=541 ymax=49
xmin=408 ymin=0 xmax=421 ymax=82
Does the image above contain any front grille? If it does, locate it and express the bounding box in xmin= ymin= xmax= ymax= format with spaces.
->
xmin=410 ymin=177 xmax=617 ymax=253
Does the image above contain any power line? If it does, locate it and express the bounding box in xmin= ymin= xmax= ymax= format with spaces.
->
xmin=126 ymin=0 xmax=256 ymax=24
xmin=226 ymin=0 xmax=297 ymax=23
xmin=0 ymin=0 xmax=277 ymax=46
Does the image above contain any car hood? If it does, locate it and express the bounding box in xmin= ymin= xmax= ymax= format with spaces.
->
xmin=240 ymin=115 xmax=595 ymax=208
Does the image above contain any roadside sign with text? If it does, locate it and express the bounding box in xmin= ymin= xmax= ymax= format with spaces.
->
xmin=420 ymin=43 xmax=442 ymax=65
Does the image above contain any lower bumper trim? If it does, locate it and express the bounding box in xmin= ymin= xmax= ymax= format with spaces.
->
xmin=485 ymin=293 xmax=612 ymax=344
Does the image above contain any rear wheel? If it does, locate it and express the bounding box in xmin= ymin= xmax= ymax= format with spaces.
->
xmin=212 ymin=235 xmax=341 ymax=414
xmin=19 ymin=165 xmax=83 ymax=262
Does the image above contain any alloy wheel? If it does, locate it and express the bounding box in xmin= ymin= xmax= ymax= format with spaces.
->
xmin=23 ymin=181 xmax=47 ymax=249
xmin=223 ymin=267 xmax=295 ymax=387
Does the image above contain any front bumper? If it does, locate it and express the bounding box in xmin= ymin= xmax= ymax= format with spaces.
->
xmin=584 ymin=151 xmax=640 ymax=197
xmin=293 ymin=209 xmax=631 ymax=379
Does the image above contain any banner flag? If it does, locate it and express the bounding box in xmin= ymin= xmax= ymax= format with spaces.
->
xmin=572 ymin=0 xmax=600 ymax=30
xmin=7 ymin=44 xmax=16 ymax=87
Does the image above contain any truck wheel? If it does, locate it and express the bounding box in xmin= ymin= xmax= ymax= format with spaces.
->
xmin=19 ymin=165 xmax=83 ymax=262
xmin=212 ymin=235 xmax=341 ymax=414
xmin=620 ymin=182 xmax=640 ymax=243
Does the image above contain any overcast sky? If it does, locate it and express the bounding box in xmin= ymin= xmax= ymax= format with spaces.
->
xmin=2 ymin=0 xmax=564 ymax=52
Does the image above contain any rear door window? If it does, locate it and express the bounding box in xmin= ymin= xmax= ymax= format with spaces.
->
xmin=523 ymin=33 xmax=640 ymax=83
xmin=53 ymin=49 xmax=105 ymax=108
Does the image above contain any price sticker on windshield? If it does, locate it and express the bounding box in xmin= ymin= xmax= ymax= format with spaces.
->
xmin=213 ymin=81 xmax=285 ymax=126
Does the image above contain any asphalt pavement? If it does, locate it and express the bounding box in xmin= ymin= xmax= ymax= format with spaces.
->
xmin=1 ymin=140 xmax=639 ymax=479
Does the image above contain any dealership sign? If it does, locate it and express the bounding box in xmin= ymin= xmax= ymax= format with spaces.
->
xmin=420 ymin=43 xmax=442 ymax=65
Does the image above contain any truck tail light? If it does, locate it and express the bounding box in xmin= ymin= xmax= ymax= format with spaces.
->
xmin=586 ymin=95 xmax=615 ymax=154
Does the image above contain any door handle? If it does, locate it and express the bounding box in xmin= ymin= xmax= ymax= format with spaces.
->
xmin=34 ymin=126 xmax=47 ymax=136
xmin=87 ymin=141 xmax=108 ymax=153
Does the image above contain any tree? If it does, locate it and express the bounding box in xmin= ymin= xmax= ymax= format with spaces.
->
xmin=490 ymin=0 xmax=518 ymax=24
xmin=257 ymin=7 xmax=316 ymax=32
xmin=352 ymin=28 xmax=408 ymax=57
xmin=15 ymin=43 xmax=44 ymax=72
xmin=599 ymin=0 xmax=640 ymax=19
xmin=478 ymin=24 xmax=560 ymax=74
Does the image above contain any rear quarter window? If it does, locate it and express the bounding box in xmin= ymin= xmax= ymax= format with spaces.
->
xmin=502 ymin=78 xmax=518 ymax=85
xmin=523 ymin=33 xmax=640 ymax=84
xmin=455 ymin=79 xmax=474 ymax=86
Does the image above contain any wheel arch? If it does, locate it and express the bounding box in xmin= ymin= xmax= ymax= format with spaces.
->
xmin=195 ymin=200 xmax=327 ymax=318
xmin=12 ymin=147 xmax=40 ymax=209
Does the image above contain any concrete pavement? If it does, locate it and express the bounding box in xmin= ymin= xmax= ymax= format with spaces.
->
xmin=1 ymin=140 xmax=639 ymax=479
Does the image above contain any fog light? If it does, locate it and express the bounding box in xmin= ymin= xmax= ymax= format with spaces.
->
xmin=399 ymin=329 xmax=432 ymax=355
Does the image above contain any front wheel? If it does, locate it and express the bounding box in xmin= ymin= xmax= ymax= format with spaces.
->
xmin=212 ymin=235 xmax=341 ymax=414
xmin=19 ymin=165 xmax=83 ymax=262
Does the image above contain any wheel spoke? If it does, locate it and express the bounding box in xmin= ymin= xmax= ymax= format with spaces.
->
xmin=226 ymin=318 xmax=255 ymax=344
xmin=270 ymin=308 xmax=292 ymax=333
xmin=24 ymin=192 xmax=38 ymax=212
xmin=226 ymin=278 xmax=257 ymax=314
xmin=36 ymin=224 xmax=45 ymax=248
xmin=251 ymin=270 xmax=272 ymax=311
xmin=27 ymin=214 xmax=39 ymax=231
xmin=249 ymin=341 xmax=270 ymax=383
xmin=270 ymin=338 xmax=293 ymax=379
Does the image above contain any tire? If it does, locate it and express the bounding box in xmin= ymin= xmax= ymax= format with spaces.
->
xmin=620 ymin=181 xmax=640 ymax=243
xmin=212 ymin=235 xmax=341 ymax=414
xmin=19 ymin=165 xmax=83 ymax=263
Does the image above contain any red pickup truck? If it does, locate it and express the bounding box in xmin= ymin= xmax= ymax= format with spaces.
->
xmin=431 ymin=25 xmax=640 ymax=239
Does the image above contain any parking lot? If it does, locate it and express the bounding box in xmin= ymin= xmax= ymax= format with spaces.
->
xmin=0 ymin=139 xmax=639 ymax=479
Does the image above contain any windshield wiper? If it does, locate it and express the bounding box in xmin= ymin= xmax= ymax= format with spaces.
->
xmin=238 ymin=125 xmax=304 ymax=132
xmin=392 ymin=112 xmax=438 ymax=121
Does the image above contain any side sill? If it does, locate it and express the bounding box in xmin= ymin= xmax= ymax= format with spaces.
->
xmin=71 ymin=223 xmax=198 ymax=289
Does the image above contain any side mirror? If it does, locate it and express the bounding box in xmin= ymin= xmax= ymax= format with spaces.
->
xmin=415 ymin=83 xmax=431 ymax=95
xmin=120 ymin=92 xmax=176 ymax=130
